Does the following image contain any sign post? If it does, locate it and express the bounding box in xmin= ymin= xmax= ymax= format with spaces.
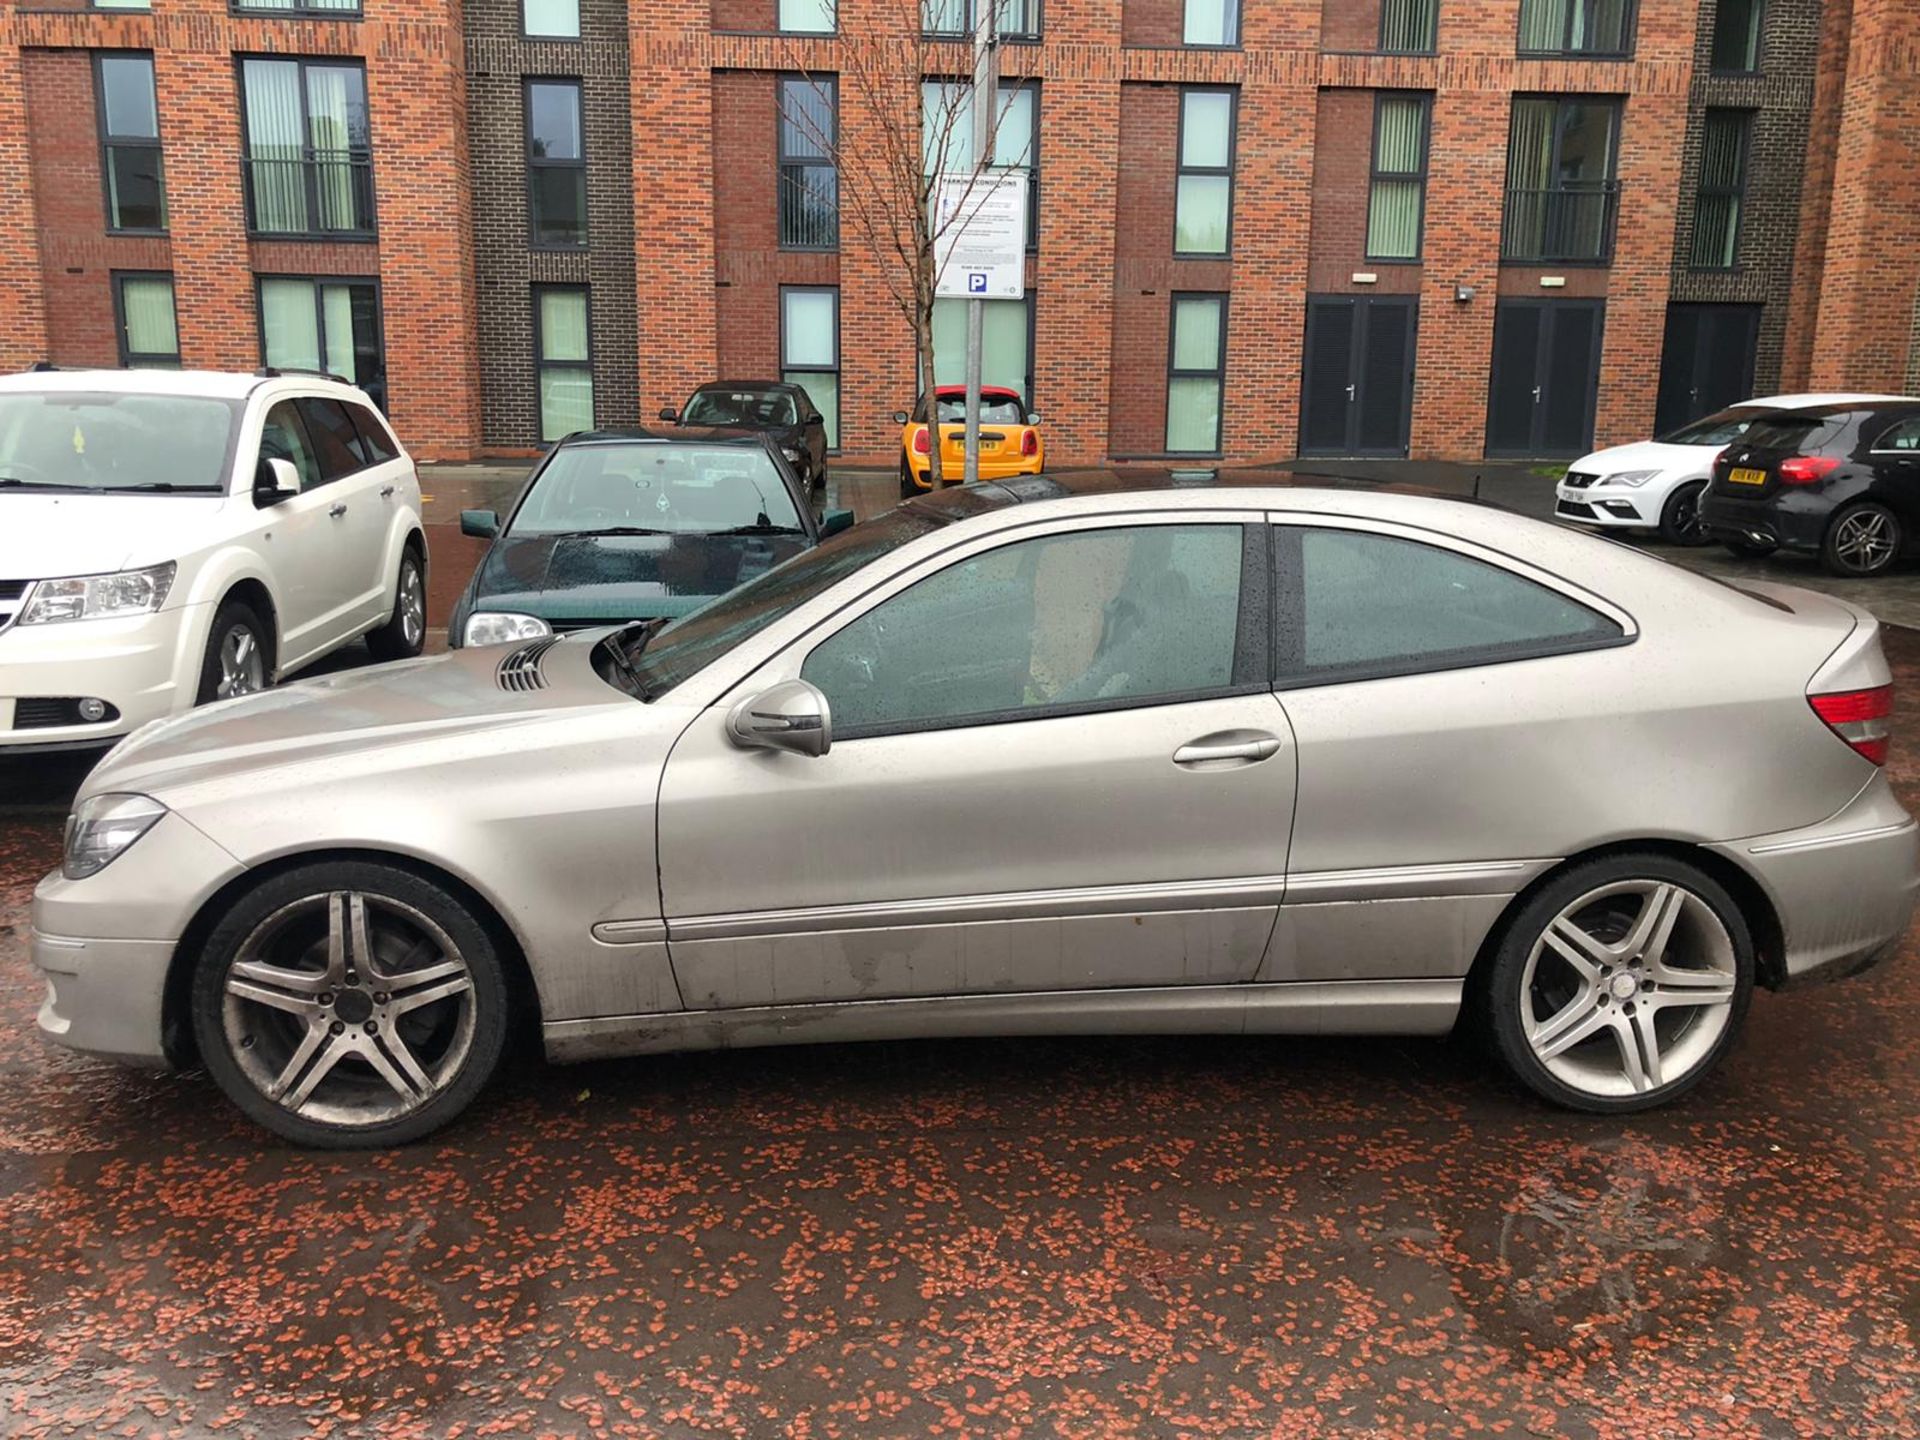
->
xmin=932 ymin=167 xmax=1028 ymax=482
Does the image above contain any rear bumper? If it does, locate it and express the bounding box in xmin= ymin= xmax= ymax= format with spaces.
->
xmin=1699 ymin=490 xmax=1828 ymax=553
xmin=1714 ymin=777 xmax=1919 ymax=985
xmin=906 ymin=454 xmax=1045 ymax=490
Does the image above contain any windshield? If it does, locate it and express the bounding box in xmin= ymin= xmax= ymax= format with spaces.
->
xmin=931 ymin=394 xmax=1026 ymax=425
xmin=608 ymin=506 xmax=946 ymax=699
xmin=0 ymin=392 xmax=238 ymax=494
xmin=682 ymin=388 xmax=799 ymax=428
xmin=509 ymin=442 xmax=803 ymax=537
xmin=1656 ymin=406 xmax=1771 ymax=446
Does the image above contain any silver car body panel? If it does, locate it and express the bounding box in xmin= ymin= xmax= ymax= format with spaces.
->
xmin=28 ymin=482 xmax=1915 ymax=1070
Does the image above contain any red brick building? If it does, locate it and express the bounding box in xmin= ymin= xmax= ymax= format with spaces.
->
xmin=3 ymin=0 xmax=1917 ymax=466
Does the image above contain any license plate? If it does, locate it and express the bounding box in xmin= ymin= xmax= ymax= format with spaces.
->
xmin=1728 ymin=466 xmax=1767 ymax=486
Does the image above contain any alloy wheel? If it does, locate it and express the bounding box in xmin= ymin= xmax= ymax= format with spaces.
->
xmin=217 ymin=624 xmax=266 ymax=700
xmin=1668 ymin=487 xmax=1706 ymax=545
xmin=399 ymin=559 xmax=426 ymax=649
xmin=1520 ymin=880 xmax=1737 ymax=1099
xmin=1832 ymin=510 xmax=1896 ymax=574
xmin=221 ymin=891 xmax=477 ymax=1127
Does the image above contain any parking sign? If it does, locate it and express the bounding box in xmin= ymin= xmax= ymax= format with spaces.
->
xmin=933 ymin=170 xmax=1028 ymax=301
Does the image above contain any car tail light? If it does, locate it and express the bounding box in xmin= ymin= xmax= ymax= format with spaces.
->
xmin=1778 ymin=455 xmax=1841 ymax=486
xmin=912 ymin=427 xmax=930 ymax=455
xmin=1809 ymin=684 xmax=1893 ymax=765
xmin=1021 ymin=429 xmax=1038 ymax=457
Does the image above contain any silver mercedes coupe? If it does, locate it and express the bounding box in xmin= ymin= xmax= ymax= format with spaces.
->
xmin=31 ymin=473 xmax=1918 ymax=1147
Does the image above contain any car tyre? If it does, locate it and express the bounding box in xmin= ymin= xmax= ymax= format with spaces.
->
xmin=1822 ymin=502 xmax=1902 ymax=578
xmin=1479 ymin=852 xmax=1753 ymax=1114
xmin=191 ymin=859 xmax=510 ymax=1149
xmin=899 ymin=459 xmax=919 ymax=500
xmin=195 ymin=598 xmax=273 ymax=705
xmin=1657 ymin=481 xmax=1709 ymax=547
xmin=365 ymin=545 xmax=428 ymax=662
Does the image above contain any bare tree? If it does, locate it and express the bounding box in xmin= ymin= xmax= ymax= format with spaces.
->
xmin=779 ymin=1 xmax=1033 ymax=484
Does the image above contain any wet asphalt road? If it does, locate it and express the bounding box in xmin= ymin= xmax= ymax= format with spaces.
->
xmin=2 ymin=480 xmax=1920 ymax=1435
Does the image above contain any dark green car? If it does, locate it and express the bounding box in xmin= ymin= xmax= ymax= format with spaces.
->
xmin=450 ymin=428 xmax=851 ymax=648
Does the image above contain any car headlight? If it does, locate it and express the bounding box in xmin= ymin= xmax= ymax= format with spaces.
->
xmin=20 ymin=562 xmax=176 ymax=625
xmin=464 ymin=611 xmax=552 ymax=647
xmin=1602 ymin=469 xmax=1661 ymax=489
xmin=62 ymin=793 xmax=168 ymax=880
xmin=780 ymin=446 xmax=804 ymax=462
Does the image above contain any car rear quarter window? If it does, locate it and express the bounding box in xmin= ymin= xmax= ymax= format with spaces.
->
xmin=347 ymin=402 xmax=399 ymax=463
xmin=296 ymin=397 xmax=368 ymax=482
xmin=1277 ymin=527 xmax=1623 ymax=685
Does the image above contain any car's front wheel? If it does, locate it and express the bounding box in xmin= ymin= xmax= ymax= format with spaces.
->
xmin=1481 ymin=854 xmax=1753 ymax=1113
xmin=191 ymin=860 xmax=509 ymax=1147
xmin=195 ymin=599 xmax=272 ymax=705
xmin=1823 ymin=502 xmax=1902 ymax=577
xmin=1658 ymin=481 xmax=1709 ymax=547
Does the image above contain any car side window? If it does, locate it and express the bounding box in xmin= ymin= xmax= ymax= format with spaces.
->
xmin=296 ymin=397 xmax=367 ymax=482
xmin=801 ymin=524 xmax=1250 ymax=736
xmin=1277 ymin=526 xmax=1623 ymax=685
xmin=1872 ymin=418 xmax=1920 ymax=453
xmin=258 ymin=400 xmax=323 ymax=492
xmin=347 ymin=403 xmax=399 ymax=463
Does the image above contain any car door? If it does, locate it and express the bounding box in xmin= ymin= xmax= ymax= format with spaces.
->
xmin=1865 ymin=413 xmax=1920 ymax=530
xmin=296 ymin=395 xmax=391 ymax=631
xmin=654 ymin=511 xmax=1297 ymax=1010
xmin=251 ymin=399 xmax=344 ymax=667
xmin=794 ymin=387 xmax=827 ymax=474
xmin=1259 ymin=515 xmax=1636 ymax=985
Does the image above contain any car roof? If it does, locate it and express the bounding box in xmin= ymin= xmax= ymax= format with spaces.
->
xmin=0 ymin=367 xmax=365 ymax=401
xmin=557 ymin=426 xmax=775 ymax=448
xmin=1745 ymin=393 xmax=1915 ymax=408
xmin=931 ymin=385 xmax=1024 ymax=401
xmin=1741 ymin=399 xmax=1920 ymax=423
xmin=695 ymin=380 xmax=796 ymax=393
xmin=904 ymin=467 xmax=1475 ymax=523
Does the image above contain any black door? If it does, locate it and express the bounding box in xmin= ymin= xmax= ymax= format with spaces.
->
xmin=1300 ymin=296 xmax=1419 ymax=456
xmin=1485 ymin=298 xmax=1607 ymax=458
xmin=1655 ymin=303 xmax=1762 ymax=435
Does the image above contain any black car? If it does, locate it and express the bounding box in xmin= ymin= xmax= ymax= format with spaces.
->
xmin=450 ymin=428 xmax=851 ymax=647
xmin=1700 ymin=399 xmax=1920 ymax=577
xmin=661 ymin=381 xmax=830 ymax=490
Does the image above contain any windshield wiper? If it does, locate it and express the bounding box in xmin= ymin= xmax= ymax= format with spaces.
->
xmin=0 ymin=477 xmax=89 ymax=492
xmin=114 ymin=482 xmax=215 ymax=493
xmin=713 ymin=523 xmax=806 ymax=536
xmin=550 ymin=526 xmax=671 ymax=538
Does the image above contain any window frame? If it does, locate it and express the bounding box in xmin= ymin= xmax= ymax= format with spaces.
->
xmin=773 ymin=0 xmax=839 ymax=34
xmin=1173 ymin=86 xmax=1237 ymax=259
xmin=800 ymin=515 xmax=1273 ymax=743
xmin=1867 ymin=413 xmax=1920 ymax=455
xmin=236 ymin=55 xmax=376 ymax=241
xmin=1182 ymin=0 xmax=1241 ymax=50
xmin=524 ymin=77 xmax=589 ymax=251
xmin=1365 ymin=91 xmax=1431 ymax=264
xmin=1165 ymin=292 xmax=1229 ymax=457
xmin=520 ymin=0 xmax=582 ymax=40
xmin=229 ymin=0 xmax=363 ymax=17
xmin=253 ymin=273 xmax=387 ymax=407
xmin=780 ymin=285 xmax=841 ymax=453
xmin=111 ymin=271 xmax=180 ymax=368
xmin=921 ymin=0 xmax=1043 ymax=43
xmin=777 ymin=74 xmax=839 ymax=252
xmin=1689 ymin=107 xmax=1752 ymax=272
xmin=1378 ymin=0 xmax=1439 ymax=55
xmin=94 ymin=51 xmax=166 ymax=236
xmin=1500 ymin=94 xmax=1623 ymax=266
xmin=1268 ymin=517 xmax=1635 ymax=691
xmin=1710 ymin=0 xmax=1765 ymax=75
xmin=1514 ymin=0 xmax=1638 ymax=59
xmin=533 ymin=283 xmax=595 ymax=443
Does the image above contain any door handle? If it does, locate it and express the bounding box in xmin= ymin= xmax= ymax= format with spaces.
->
xmin=1532 ymin=385 xmax=1543 ymax=403
xmin=1345 ymin=383 xmax=1356 ymax=401
xmin=328 ymin=503 xmax=348 ymax=518
xmin=1173 ymin=730 xmax=1282 ymax=767
xmin=380 ymin=484 xmax=396 ymax=498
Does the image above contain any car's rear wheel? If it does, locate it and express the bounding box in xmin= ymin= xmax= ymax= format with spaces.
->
xmin=1481 ymin=854 xmax=1753 ymax=1113
xmin=191 ymin=860 xmax=509 ymax=1148
xmin=365 ymin=545 xmax=427 ymax=662
xmin=1823 ymin=502 xmax=1902 ymax=577
xmin=1658 ymin=481 xmax=1709 ymax=547
xmin=195 ymin=599 xmax=272 ymax=705
xmin=899 ymin=459 xmax=918 ymax=500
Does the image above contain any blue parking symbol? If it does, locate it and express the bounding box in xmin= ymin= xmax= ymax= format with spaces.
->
xmin=968 ymin=273 xmax=988 ymax=293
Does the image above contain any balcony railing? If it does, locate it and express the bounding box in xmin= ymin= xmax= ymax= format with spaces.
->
xmin=243 ymin=149 xmax=376 ymax=238
xmin=1501 ymin=181 xmax=1620 ymax=264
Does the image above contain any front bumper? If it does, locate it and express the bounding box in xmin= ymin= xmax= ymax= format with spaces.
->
xmin=0 ymin=603 xmax=204 ymax=750
xmin=1554 ymin=484 xmax=1655 ymax=527
xmin=1699 ymin=490 xmax=1829 ymax=554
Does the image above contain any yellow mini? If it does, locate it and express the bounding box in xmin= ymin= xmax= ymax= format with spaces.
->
xmin=896 ymin=386 xmax=1045 ymax=496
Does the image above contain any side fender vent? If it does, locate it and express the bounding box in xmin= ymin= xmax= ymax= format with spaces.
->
xmin=497 ymin=636 xmax=562 ymax=693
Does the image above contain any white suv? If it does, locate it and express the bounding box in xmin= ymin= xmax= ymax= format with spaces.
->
xmin=0 ymin=368 xmax=426 ymax=753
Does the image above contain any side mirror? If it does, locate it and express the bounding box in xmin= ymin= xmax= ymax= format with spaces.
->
xmin=658 ymin=407 xmax=679 ymax=423
xmin=253 ymin=456 xmax=300 ymax=505
xmin=726 ymin=678 xmax=831 ymax=757
xmin=460 ymin=508 xmax=499 ymax=539
xmin=892 ymin=410 xmax=910 ymax=426
xmin=1026 ymin=411 xmax=1042 ymax=425
xmin=820 ymin=508 xmax=854 ymax=537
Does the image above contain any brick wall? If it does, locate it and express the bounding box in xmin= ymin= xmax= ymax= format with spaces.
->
xmin=1306 ymin=88 xmax=1421 ymax=296
xmin=1320 ymin=0 xmax=1382 ymax=54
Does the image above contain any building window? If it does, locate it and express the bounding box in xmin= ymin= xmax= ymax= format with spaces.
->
xmin=234 ymin=0 xmax=363 ymax=14
xmin=113 ymin=274 xmax=179 ymax=368
xmin=778 ymin=0 xmax=835 ymax=32
xmin=778 ymin=77 xmax=838 ymax=250
xmin=92 ymin=0 xmax=149 ymax=9
xmin=1175 ymin=89 xmax=1235 ymax=257
xmin=1184 ymin=0 xmax=1238 ymax=46
xmin=781 ymin=288 xmax=840 ymax=449
xmin=96 ymin=54 xmax=165 ymax=233
xmin=1691 ymin=109 xmax=1750 ymax=270
xmin=535 ymin=287 xmax=592 ymax=441
xmin=1367 ymin=93 xmax=1430 ymax=261
xmin=259 ymin=277 xmax=386 ymax=407
xmin=923 ymin=79 xmax=1039 ymax=249
xmin=1711 ymin=0 xmax=1764 ymax=72
xmin=1167 ymin=294 xmax=1226 ymax=454
xmin=1517 ymin=0 xmax=1634 ymax=57
xmin=923 ymin=1 xmax=1038 ymax=38
xmin=240 ymin=58 xmax=374 ymax=237
xmin=526 ymin=80 xmax=587 ymax=248
xmin=1379 ymin=0 xmax=1438 ymax=53
xmin=1502 ymin=97 xmax=1620 ymax=263
xmin=930 ymin=295 xmax=1033 ymax=403
xmin=523 ymin=0 xmax=579 ymax=37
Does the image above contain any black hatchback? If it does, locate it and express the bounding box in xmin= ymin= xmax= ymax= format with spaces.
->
xmin=1699 ymin=399 xmax=1920 ymax=576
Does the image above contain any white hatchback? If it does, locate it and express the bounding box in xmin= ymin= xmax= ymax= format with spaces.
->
xmin=0 ymin=369 xmax=426 ymax=753
xmin=1554 ymin=394 xmax=1908 ymax=546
